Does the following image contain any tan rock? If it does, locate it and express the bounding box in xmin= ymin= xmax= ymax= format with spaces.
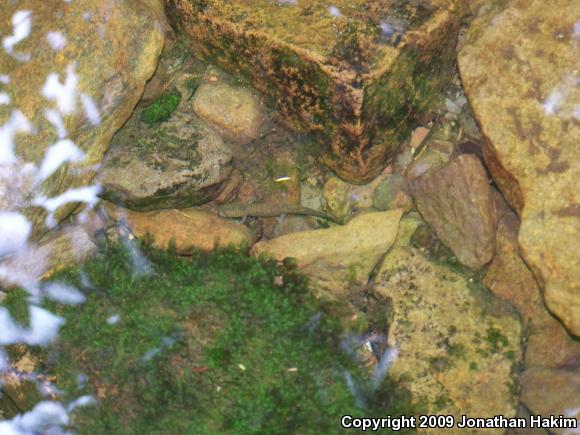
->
xmin=520 ymin=367 xmax=580 ymax=435
xmin=409 ymin=126 xmax=431 ymax=150
xmin=191 ymin=71 xmax=265 ymax=145
xmin=376 ymin=246 xmax=522 ymax=431
xmin=484 ymin=203 xmax=580 ymax=368
xmin=0 ymin=0 xmax=164 ymax=238
xmin=410 ymin=154 xmax=498 ymax=269
xmin=252 ymin=210 xmax=403 ymax=298
xmin=106 ymin=205 xmax=252 ymax=254
xmin=459 ymin=0 xmax=580 ymax=335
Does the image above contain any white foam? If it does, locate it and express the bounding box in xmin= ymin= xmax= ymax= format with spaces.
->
xmin=0 ymin=74 xmax=10 ymax=84
xmin=0 ymin=110 xmax=34 ymax=164
xmin=106 ymin=314 xmax=121 ymax=325
xmin=0 ymin=93 xmax=11 ymax=105
xmin=24 ymin=306 xmax=65 ymax=346
xmin=41 ymin=63 xmax=79 ymax=115
xmin=37 ymin=139 xmax=85 ymax=182
xmin=67 ymin=395 xmax=96 ymax=412
xmin=0 ymin=212 xmax=31 ymax=257
xmin=46 ymin=31 xmax=67 ymax=52
xmin=328 ymin=6 xmax=341 ymax=17
xmin=2 ymin=11 xmax=32 ymax=57
xmin=80 ymin=93 xmax=101 ymax=125
xmin=3 ymin=401 xmax=69 ymax=434
xmin=44 ymin=282 xmax=86 ymax=305
xmin=44 ymin=109 xmax=68 ymax=139
xmin=33 ymin=185 xmax=101 ymax=215
xmin=542 ymin=89 xmax=564 ymax=115
xmin=371 ymin=347 xmax=399 ymax=390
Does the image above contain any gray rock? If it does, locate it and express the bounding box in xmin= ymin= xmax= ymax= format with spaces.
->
xmin=98 ymin=108 xmax=233 ymax=211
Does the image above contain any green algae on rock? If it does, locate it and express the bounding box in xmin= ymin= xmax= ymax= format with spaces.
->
xmin=165 ymin=0 xmax=462 ymax=183
xmin=375 ymin=244 xmax=522 ymax=431
xmin=140 ymin=89 xmax=182 ymax=123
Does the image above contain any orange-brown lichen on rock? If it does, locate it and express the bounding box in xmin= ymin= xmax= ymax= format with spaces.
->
xmin=165 ymin=0 xmax=462 ymax=183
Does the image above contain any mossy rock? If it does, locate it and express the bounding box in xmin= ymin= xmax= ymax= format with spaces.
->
xmin=2 ymin=241 xmax=420 ymax=433
xmin=165 ymin=0 xmax=461 ymax=182
xmin=140 ymin=89 xmax=182 ymax=123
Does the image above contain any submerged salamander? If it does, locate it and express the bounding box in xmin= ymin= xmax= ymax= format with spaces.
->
xmin=217 ymin=202 xmax=345 ymax=225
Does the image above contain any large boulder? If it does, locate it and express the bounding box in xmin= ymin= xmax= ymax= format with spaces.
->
xmin=0 ymin=0 xmax=165 ymax=237
xmin=165 ymin=0 xmax=462 ymax=183
xmin=409 ymin=154 xmax=498 ymax=270
xmin=458 ymin=0 xmax=580 ymax=335
xmin=376 ymin=244 xmax=522 ymax=431
xmin=251 ymin=210 xmax=403 ymax=299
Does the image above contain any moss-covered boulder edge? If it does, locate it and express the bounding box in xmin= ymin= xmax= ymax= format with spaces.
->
xmin=3 ymin=240 xmax=421 ymax=433
xmin=165 ymin=0 xmax=462 ymax=183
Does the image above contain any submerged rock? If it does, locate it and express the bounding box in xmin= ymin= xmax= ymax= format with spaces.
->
xmin=0 ymin=0 xmax=164 ymax=237
xmin=459 ymin=0 xmax=580 ymax=336
xmin=373 ymin=174 xmax=413 ymax=212
xmin=410 ymin=154 xmax=498 ymax=270
xmin=252 ymin=210 xmax=403 ymax=298
xmin=375 ymin=246 xmax=522 ymax=431
xmin=98 ymin=104 xmax=233 ymax=210
xmin=166 ymin=0 xmax=461 ymax=182
xmin=322 ymin=176 xmax=353 ymax=223
xmin=191 ymin=67 xmax=266 ymax=145
xmin=484 ymin=201 xmax=580 ymax=369
xmin=520 ymin=367 xmax=580 ymax=435
xmin=105 ymin=204 xmax=252 ymax=254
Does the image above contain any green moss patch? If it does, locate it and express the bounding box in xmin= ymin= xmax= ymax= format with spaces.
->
xmin=3 ymin=241 xmax=419 ymax=433
xmin=140 ymin=90 xmax=182 ymax=124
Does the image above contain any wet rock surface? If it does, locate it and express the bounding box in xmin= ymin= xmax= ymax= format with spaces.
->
xmin=459 ymin=0 xmax=580 ymax=335
xmin=166 ymin=0 xmax=461 ymax=182
xmin=373 ymin=174 xmax=413 ymax=212
xmin=98 ymin=99 xmax=233 ymax=211
xmin=484 ymin=199 xmax=580 ymax=369
xmin=105 ymin=203 xmax=252 ymax=254
xmin=252 ymin=210 xmax=403 ymax=299
xmin=191 ymin=67 xmax=266 ymax=145
xmin=0 ymin=0 xmax=164 ymax=237
xmin=520 ymin=367 xmax=580 ymax=435
xmin=410 ymin=154 xmax=498 ymax=270
xmin=376 ymin=242 xmax=522 ymax=432
xmin=0 ymin=226 xmax=95 ymax=290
